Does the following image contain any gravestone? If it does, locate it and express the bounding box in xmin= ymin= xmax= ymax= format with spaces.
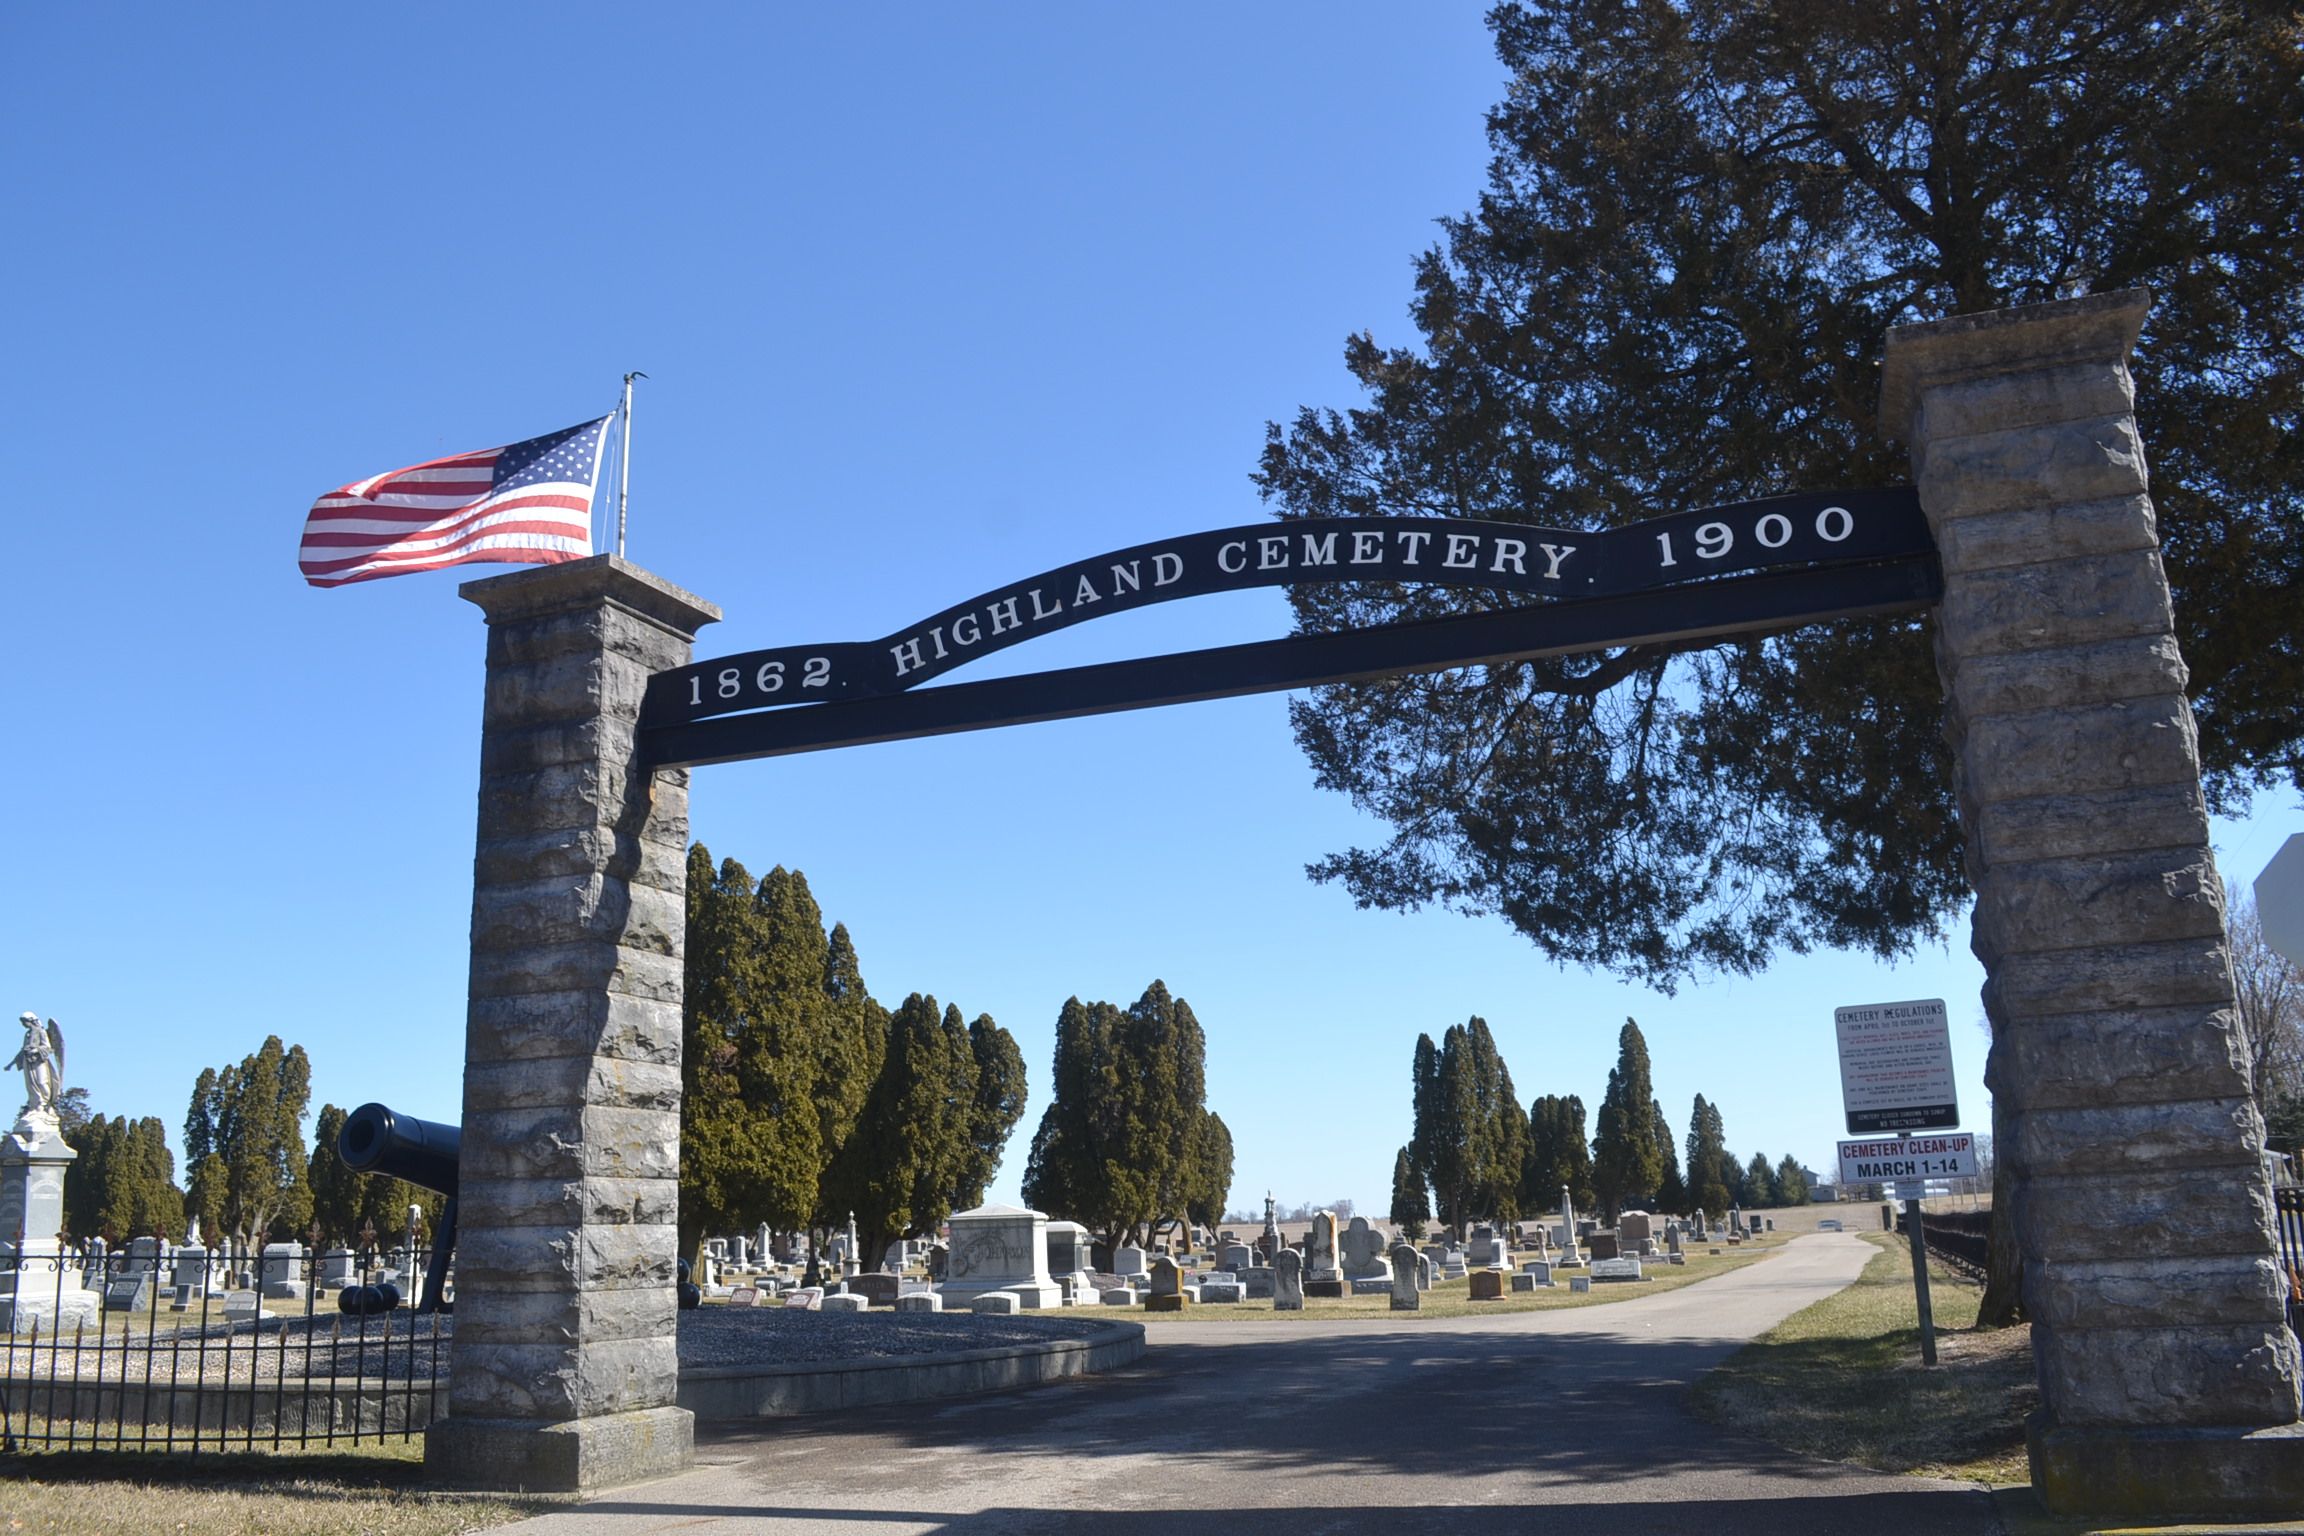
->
xmin=260 ymin=1242 xmax=307 ymax=1300
xmin=1144 ymin=1256 xmax=1188 ymax=1313
xmin=1200 ymin=1279 xmax=1244 ymax=1304
xmin=1242 ymin=1266 xmax=1276 ymax=1300
xmin=104 ymin=1272 xmax=152 ymax=1313
xmin=782 ymin=1288 xmax=823 ymax=1310
xmin=1272 ymin=1248 xmax=1305 ymax=1312
xmin=1468 ymin=1269 xmax=1506 ymax=1302
xmin=1665 ymin=1227 xmax=1682 ymax=1257
xmin=220 ymin=1288 xmax=259 ymax=1321
xmin=940 ymin=1203 xmax=1061 ymax=1310
xmin=821 ymin=1293 xmax=869 ymax=1314
xmin=0 ymin=1109 xmax=104 ymax=1335
xmin=727 ymin=1287 xmax=758 ymax=1308
xmin=1113 ymin=1245 xmax=1148 ymax=1279
xmin=1521 ymin=1259 xmax=1554 ymax=1287
xmin=1044 ymin=1223 xmax=1093 ymax=1283
xmin=1218 ymin=1241 xmax=1255 ymax=1275
xmin=1099 ymin=1289 xmax=1135 ymax=1307
xmin=1591 ymin=1257 xmax=1645 ymax=1283
xmin=1415 ymin=1253 xmax=1433 ymax=1291
xmin=1303 ymin=1212 xmax=1344 ymax=1296
xmin=1556 ymin=1188 xmax=1584 ymax=1267
xmin=1388 ymin=1243 xmax=1421 ymax=1312
xmin=846 ymin=1273 xmax=901 ymax=1307
xmin=1339 ymin=1217 xmax=1387 ymax=1280
xmin=1618 ymin=1211 xmax=1652 ymax=1251
xmin=1467 ymin=1225 xmax=1506 ymax=1269
xmin=895 ymin=1292 xmax=943 ymax=1313
xmin=1569 ymin=1276 xmax=1592 ymax=1295
xmin=1587 ymin=1232 xmax=1621 ymax=1262
xmin=318 ymin=1249 xmax=358 ymax=1289
xmin=967 ymin=1292 xmax=1020 ymax=1315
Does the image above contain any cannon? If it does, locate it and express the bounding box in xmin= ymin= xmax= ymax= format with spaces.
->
xmin=337 ymin=1102 xmax=460 ymax=1315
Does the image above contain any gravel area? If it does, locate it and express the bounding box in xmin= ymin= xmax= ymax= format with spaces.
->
xmin=676 ymin=1308 xmax=1117 ymax=1368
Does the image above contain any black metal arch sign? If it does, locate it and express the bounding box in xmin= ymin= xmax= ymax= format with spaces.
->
xmin=640 ymin=488 xmax=1938 ymax=768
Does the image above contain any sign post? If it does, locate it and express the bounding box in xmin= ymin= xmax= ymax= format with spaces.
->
xmin=1835 ymin=1000 xmax=1959 ymax=1367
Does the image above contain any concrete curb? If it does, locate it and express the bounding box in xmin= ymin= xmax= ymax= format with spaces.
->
xmin=676 ymin=1320 xmax=1146 ymax=1420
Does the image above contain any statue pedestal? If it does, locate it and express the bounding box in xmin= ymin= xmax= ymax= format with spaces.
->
xmin=0 ymin=1119 xmax=99 ymax=1334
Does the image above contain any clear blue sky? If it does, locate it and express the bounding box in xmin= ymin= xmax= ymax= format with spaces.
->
xmin=5 ymin=7 xmax=2294 ymax=1216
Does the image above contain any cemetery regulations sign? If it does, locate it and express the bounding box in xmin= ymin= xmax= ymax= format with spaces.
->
xmin=1835 ymin=998 xmax=1958 ymax=1135
xmin=640 ymin=488 xmax=1937 ymax=767
xmin=1837 ymin=1132 xmax=1978 ymax=1187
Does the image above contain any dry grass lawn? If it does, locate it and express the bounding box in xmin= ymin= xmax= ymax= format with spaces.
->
xmin=0 ymin=1441 xmax=559 ymax=1536
xmin=1692 ymin=1231 xmax=2035 ymax=1483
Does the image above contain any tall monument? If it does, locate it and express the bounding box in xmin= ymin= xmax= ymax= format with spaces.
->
xmin=0 ymin=1013 xmax=97 ymax=1333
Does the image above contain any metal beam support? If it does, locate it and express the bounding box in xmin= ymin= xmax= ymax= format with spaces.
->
xmin=640 ymin=554 xmax=1939 ymax=769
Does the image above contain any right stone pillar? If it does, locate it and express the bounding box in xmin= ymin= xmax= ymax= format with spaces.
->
xmin=1881 ymin=289 xmax=2304 ymax=1517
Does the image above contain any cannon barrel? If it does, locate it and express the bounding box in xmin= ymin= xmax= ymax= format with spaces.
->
xmin=338 ymin=1102 xmax=460 ymax=1198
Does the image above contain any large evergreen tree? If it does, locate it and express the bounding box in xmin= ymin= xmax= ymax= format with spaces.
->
xmin=1774 ymin=1154 xmax=1809 ymax=1208
xmin=1686 ymin=1094 xmax=1731 ymax=1217
xmin=823 ymin=993 xmax=973 ymax=1266
xmin=1184 ymin=1111 xmax=1234 ymax=1229
xmin=1650 ymin=1100 xmax=1685 ymax=1212
xmin=1390 ymin=1144 xmax=1430 ymax=1240
xmin=1590 ymin=1019 xmax=1663 ymax=1215
xmin=955 ymin=1014 xmax=1029 ymax=1213
xmin=183 ymin=1036 xmax=312 ymax=1247
xmin=1022 ymin=981 xmax=1219 ymax=1250
xmin=1257 ymin=1 xmax=2303 ymax=988
xmin=64 ymin=1113 xmax=180 ymax=1245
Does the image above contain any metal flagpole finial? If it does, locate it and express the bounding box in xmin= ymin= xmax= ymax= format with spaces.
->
xmin=616 ymin=371 xmax=647 ymax=559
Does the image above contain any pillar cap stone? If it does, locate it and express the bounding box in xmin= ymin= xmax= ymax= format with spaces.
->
xmin=1878 ymin=288 xmax=2151 ymax=445
xmin=461 ymin=554 xmax=721 ymax=638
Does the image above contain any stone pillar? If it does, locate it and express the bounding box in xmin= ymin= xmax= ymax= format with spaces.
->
xmin=425 ymin=555 xmax=719 ymax=1492
xmin=1881 ymin=290 xmax=2304 ymax=1517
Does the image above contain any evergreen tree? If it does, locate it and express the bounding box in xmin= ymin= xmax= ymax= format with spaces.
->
xmin=64 ymin=1113 xmax=181 ymax=1245
xmin=678 ymin=848 xmax=890 ymax=1261
xmin=955 ymin=1014 xmax=1028 ymax=1212
xmin=1742 ymin=1151 xmax=1775 ymax=1208
xmin=1258 ymin=2 xmax=2304 ymax=988
xmin=1650 ymin=1099 xmax=1685 ymax=1212
xmin=1467 ymin=1018 xmax=1528 ymax=1223
xmin=1426 ymin=1023 xmax=1483 ymax=1233
xmin=1686 ymin=1094 xmax=1731 ymax=1217
xmin=183 ymin=1036 xmax=312 ymax=1246
xmin=1559 ymin=1094 xmax=1593 ymax=1210
xmin=1021 ymin=982 xmax=1218 ymax=1250
xmin=1390 ymin=1144 xmax=1430 ymax=1240
xmin=1184 ymin=1111 xmax=1233 ymax=1229
xmin=1407 ymin=1033 xmax=1442 ymax=1203
xmin=825 ymin=993 xmax=971 ymax=1267
xmin=1773 ymin=1154 xmax=1809 ymax=1208
xmin=1590 ymin=1019 xmax=1663 ymax=1215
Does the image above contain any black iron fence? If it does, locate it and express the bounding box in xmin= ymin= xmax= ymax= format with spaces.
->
xmin=2277 ymin=1186 xmax=2304 ymax=1340
xmin=0 ymin=1240 xmax=446 ymax=1454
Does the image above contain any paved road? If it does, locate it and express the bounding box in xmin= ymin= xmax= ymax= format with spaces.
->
xmin=496 ymin=1233 xmax=2002 ymax=1535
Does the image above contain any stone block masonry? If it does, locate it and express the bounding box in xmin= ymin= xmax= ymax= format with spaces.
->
xmin=426 ymin=556 xmax=719 ymax=1493
xmin=1881 ymin=291 xmax=2304 ymax=1519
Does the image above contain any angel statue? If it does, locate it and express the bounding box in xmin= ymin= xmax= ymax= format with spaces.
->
xmin=9 ymin=1013 xmax=64 ymax=1122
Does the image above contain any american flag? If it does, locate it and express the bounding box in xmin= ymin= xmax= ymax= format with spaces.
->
xmin=299 ymin=415 xmax=612 ymax=587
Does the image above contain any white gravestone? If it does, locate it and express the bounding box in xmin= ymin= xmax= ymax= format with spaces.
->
xmin=938 ymin=1202 xmax=1061 ymax=1310
xmin=1272 ymin=1247 xmax=1305 ymax=1311
xmin=1339 ymin=1216 xmax=1388 ymax=1279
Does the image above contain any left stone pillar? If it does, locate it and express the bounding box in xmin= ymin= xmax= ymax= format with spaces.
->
xmin=426 ymin=555 xmax=719 ymax=1492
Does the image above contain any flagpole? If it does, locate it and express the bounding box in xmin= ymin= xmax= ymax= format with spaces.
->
xmin=616 ymin=371 xmax=645 ymax=558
